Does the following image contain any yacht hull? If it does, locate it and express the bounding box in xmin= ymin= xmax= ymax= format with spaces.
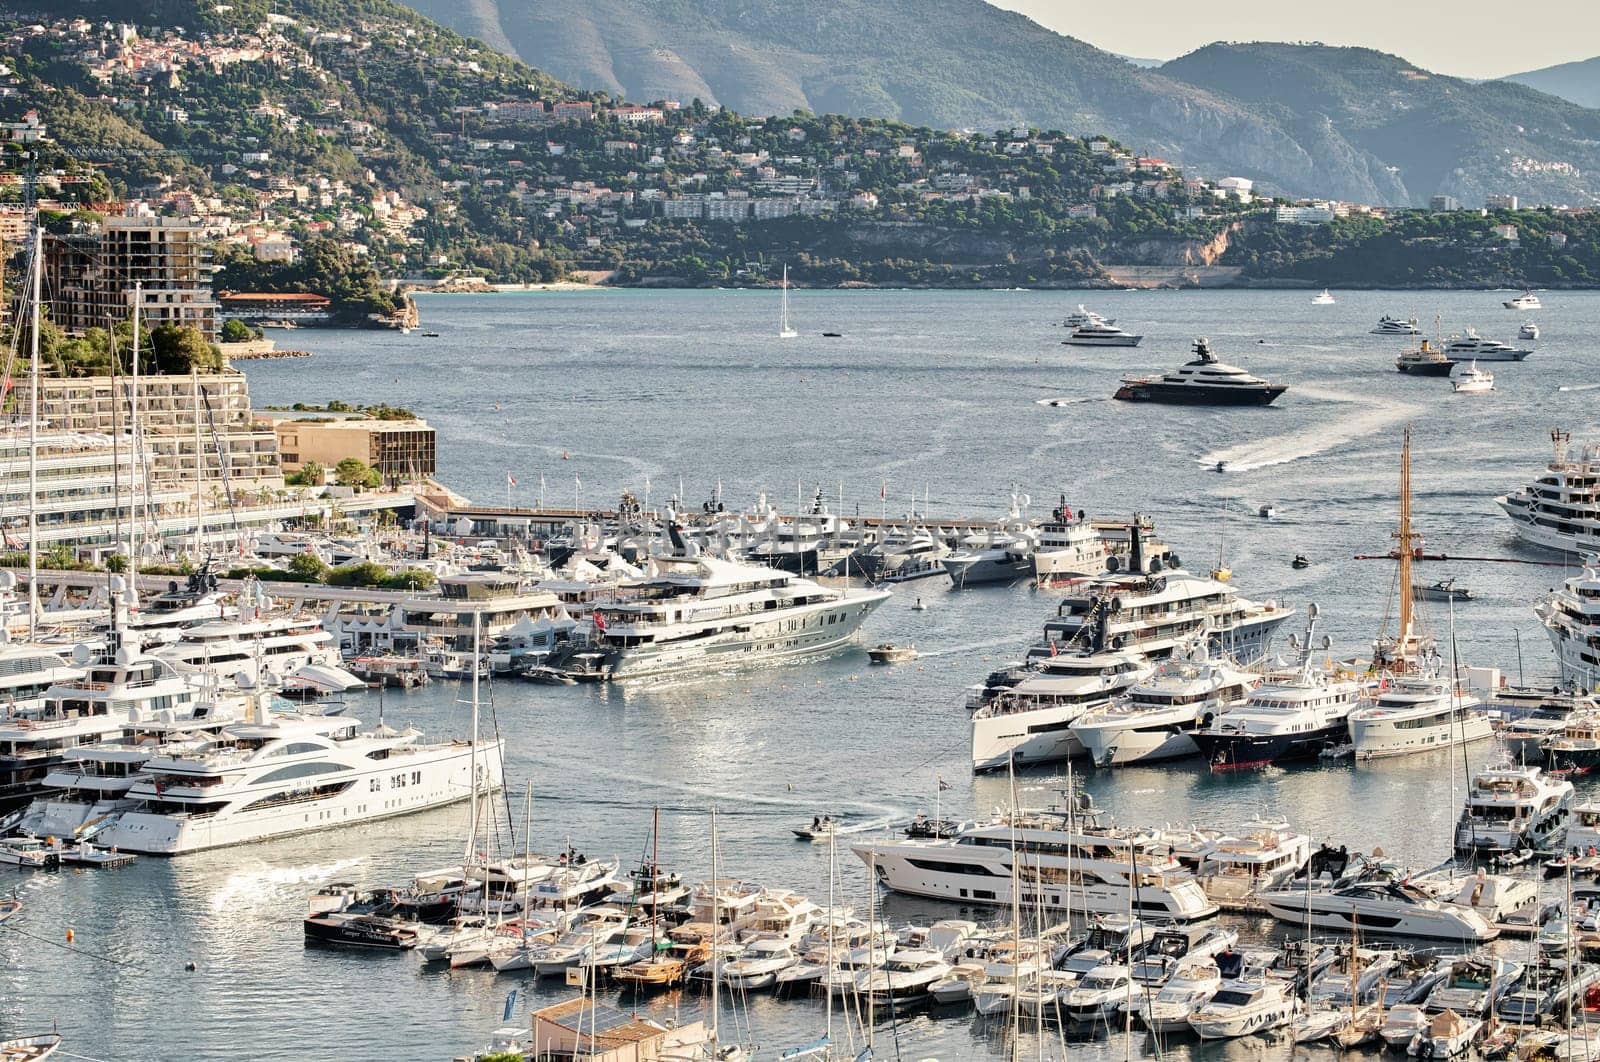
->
xmin=971 ymin=702 xmax=1092 ymax=772
xmin=944 ymin=554 xmax=1032 ymax=588
xmin=1191 ymin=723 xmax=1346 ymax=771
xmin=856 ymin=845 xmax=1217 ymax=922
xmin=1396 ymin=361 xmax=1454 ymax=377
xmin=576 ymin=591 xmax=888 ymax=681
xmin=1349 ymin=713 xmax=1494 ymax=759
xmin=97 ymin=739 xmax=504 ymax=855
xmin=1075 ymin=721 xmax=1201 ymax=767
xmin=1114 ymin=383 xmax=1287 ymax=406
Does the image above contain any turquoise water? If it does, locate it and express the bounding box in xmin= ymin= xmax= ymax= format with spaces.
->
xmin=4 ymin=288 xmax=1599 ymax=1061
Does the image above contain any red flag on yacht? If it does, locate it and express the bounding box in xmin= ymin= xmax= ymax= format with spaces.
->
xmin=592 ymin=611 xmax=606 ymax=631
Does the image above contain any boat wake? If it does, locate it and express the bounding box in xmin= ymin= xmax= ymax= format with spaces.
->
xmin=1558 ymin=383 xmax=1600 ymax=393
xmin=1200 ymin=388 xmax=1420 ymax=473
xmin=209 ymin=858 xmax=364 ymax=913
xmin=1034 ymin=396 xmax=1103 ymax=407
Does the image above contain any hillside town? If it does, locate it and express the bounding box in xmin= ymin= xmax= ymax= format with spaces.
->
xmin=0 ymin=10 xmax=1595 ymax=293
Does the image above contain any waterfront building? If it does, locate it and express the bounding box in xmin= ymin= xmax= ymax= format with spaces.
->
xmin=259 ymin=413 xmax=436 ymax=481
xmin=43 ymin=204 xmax=218 ymax=341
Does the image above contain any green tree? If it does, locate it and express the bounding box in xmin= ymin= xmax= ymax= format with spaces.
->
xmin=334 ymin=457 xmax=381 ymax=489
xmin=220 ymin=318 xmax=258 ymax=343
xmin=287 ymin=552 xmax=330 ymax=582
xmin=288 ymin=460 xmax=325 ymax=487
xmin=148 ymin=324 xmax=222 ymax=374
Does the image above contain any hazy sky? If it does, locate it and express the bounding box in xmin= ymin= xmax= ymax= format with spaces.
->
xmin=989 ymin=1 xmax=1599 ymax=78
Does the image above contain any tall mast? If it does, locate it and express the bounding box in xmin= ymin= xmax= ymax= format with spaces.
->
xmin=129 ymin=285 xmax=141 ymax=596
xmin=465 ymin=609 xmax=480 ymax=863
xmin=710 ymin=808 xmax=721 ymax=1048
xmin=192 ymin=367 xmax=204 ymax=557
xmin=26 ymin=220 xmax=40 ymax=639
xmin=1396 ymin=425 xmax=1413 ymax=643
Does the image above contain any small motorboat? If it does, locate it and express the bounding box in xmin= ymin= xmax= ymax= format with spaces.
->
xmin=1519 ymin=322 xmax=1540 ymax=341
xmin=421 ymin=331 xmax=441 ymax=337
xmin=910 ymin=597 xmax=928 ymax=611
xmin=868 ymin=643 xmax=919 ymax=664
xmin=1504 ymin=291 xmax=1541 ymax=311
xmin=1214 ymin=461 xmax=1228 ymax=473
xmin=0 ymin=1034 xmax=62 ymax=1061
xmin=0 ymin=837 xmax=60 ymax=870
xmin=904 ymin=815 xmax=961 ymax=840
xmin=1258 ymin=505 xmax=1276 ymax=519
xmin=1453 ymin=362 xmax=1494 ymax=394
xmin=793 ymin=818 xmax=841 ymax=842
xmin=1291 ymin=554 xmax=1310 ymax=570
xmin=822 ymin=332 xmax=843 ymax=338
xmin=1414 ymin=578 xmax=1473 ymax=602
xmin=1312 ymin=289 xmax=1336 ymax=305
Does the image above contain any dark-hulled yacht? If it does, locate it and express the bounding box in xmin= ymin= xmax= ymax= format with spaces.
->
xmin=1114 ymin=339 xmax=1288 ymax=406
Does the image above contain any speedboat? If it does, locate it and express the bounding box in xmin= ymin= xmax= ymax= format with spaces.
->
xmin=857 ymin=949 xmax=952 ymax=1002
xmin=1114 ymin=338 xmax=1287 ymax=406
xmin=721 ymin=939 xmax=799 ymax=990
xmin=1520 ymin=322 xmax=1540 ymax=340
xmin=867 ymin=644 xmax=918 ymax=665
xmin=1415 ymin=578 xmax=1472 ymax=602
xmin=1256 ymin=866 xmax=1498 ymax=942
xmin=1505 ymin=291 xmax=1542 ymax=311
xmin=1453 ymin=361 xmax=1494 ymax=394
xmin=1381 ymin=1003 xmax=1432 ymax=1049
xmin=1442 ymin=329 xmax=1529 ymax=362
xmin=1312 ymin=289 xmax=1336 ymax=305
xmin=1425 ymin=954 xmax=1523 ymax=1018
xmin=793 ymin=819 xmax=843 ymax=842
xmin=1373 ymin=314 xmax=1421 ymax=335
xmin=1060 ymin=963 xmax=1137 ymax=1022
xmin=1064 ymin=321 xmax=1142 ymax=346
xmin=1188 ymin=977 xmax=1296 ymax=1039
xmin=0 ymin=836 xmax=61 ymax=869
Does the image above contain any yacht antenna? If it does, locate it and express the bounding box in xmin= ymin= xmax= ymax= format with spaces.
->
xmin=1552 ymin=427 xmax=1571 ymax=467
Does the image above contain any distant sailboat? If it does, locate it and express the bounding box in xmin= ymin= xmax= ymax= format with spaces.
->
xmin=779 ymin=265 xmax=799 ymax=339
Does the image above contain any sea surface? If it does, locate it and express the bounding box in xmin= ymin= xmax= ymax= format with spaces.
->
xmin=4 ymin=288 xmax=1600 ymax=1061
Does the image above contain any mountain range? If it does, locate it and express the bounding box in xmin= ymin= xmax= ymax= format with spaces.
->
xmin=397 ymin=0 xmax=1600 ymax=208
xmin=1506 ymin=56 xmax=1600 ymax=109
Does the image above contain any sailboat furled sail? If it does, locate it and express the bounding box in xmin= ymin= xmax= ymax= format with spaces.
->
xmin=779 ymin=265 xmax=798 ymax=339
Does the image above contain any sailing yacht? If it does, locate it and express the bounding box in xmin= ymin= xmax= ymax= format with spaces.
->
xmin=778 ymin=265 xmax=798 ymax=338
xmin=1497 ymin=430 xmax=1600 ymax=555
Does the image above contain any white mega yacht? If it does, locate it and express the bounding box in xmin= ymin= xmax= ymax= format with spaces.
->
xmin=95 ymin=692 xmax=505 ymax=854
xmin=1497 ymin=430 xmax=1600 ymax=555
xmin=969 ymin=529 xmax=1291 ymax=772
xmin=1030 ymin=498 xmax=1110 ymax=587
xmin=1070 ymin=640 xmax=1257 ymax=767
xmin=1063 ymin=321 xmax=1142 ymax=346
xmin=1441 ymin=329 xmax=1530 ymax=362
xmin=1536 ymin=558 xmax=1600 ymax=691
xmin=853 ymin=795 xmax=1219 ymax=922
xmin=17 ymin=671 xmax=244 ymax=840
xmin=555 ymin=525 xmax=889 ymax=681
xmin=1348 ymin=674 xmax=1490 ymax=759
xmin=153 ymin=605 xmax=363 ymax=693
